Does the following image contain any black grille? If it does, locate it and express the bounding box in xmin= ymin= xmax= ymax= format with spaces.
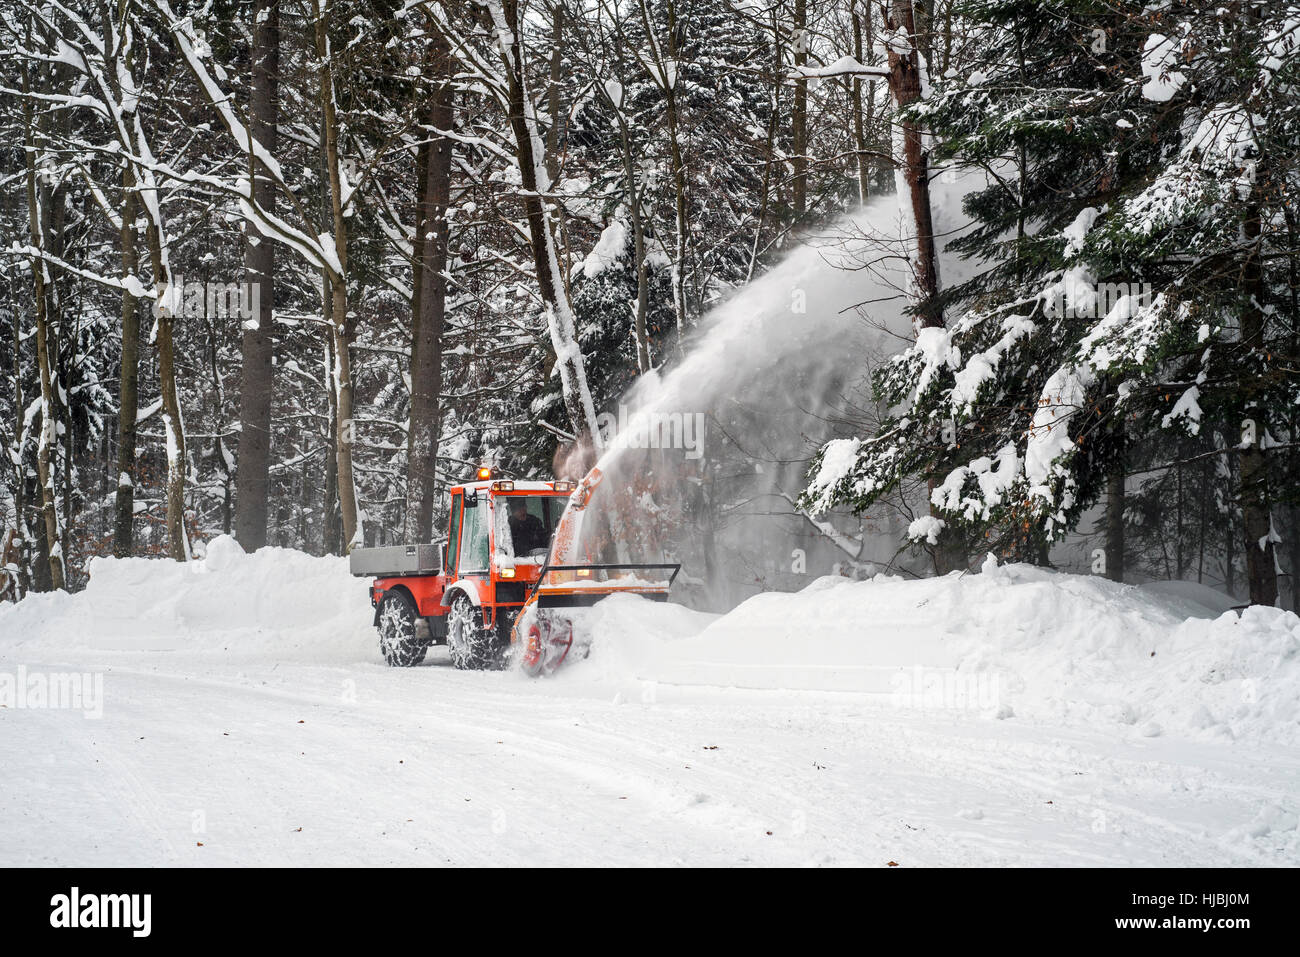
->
xmin=495 ymin=582 xmax=527 ymax=604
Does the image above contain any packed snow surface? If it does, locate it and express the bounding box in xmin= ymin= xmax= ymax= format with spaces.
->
xmin=1 ymin=537 xmax=1296 ymax=866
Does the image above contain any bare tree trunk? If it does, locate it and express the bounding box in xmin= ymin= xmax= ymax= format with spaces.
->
xmin=632 ymin=0 xmax=690 ymax=343
xmin=595 ymin=10 xmax=651 ymax=369
xmin=1197 ymin=458 xmax=1208 ymax=584
xmin=1224 ymin=494 xmax=1236 ymax=596
xmin=885 ymin=0 xmax=942 ymax=329
xmin=623 ymin=127 xmax=651 ymax=375
xmin=1240 ymin=162 xmax=1277 ymax=606
xmin=745 ymin=7 xmax=784 ymax=281
xmin=322 ymin=321 xmax=341 ymax=556
xmin=47 ymin=147 xmax=72 ymax=578
xmin=604 ymin=77 xmax=652 ymax=373
xmin=792 ymin=0 xmax=808 ymax=218
xmin=912 ymin=0 xmax=933 ymax=72
xmin=1175 ymin=455 xmax=1186 ymax=579
xmin=1283 ymin=207 xmax=1300 ymax=610
xmin=481 ymin=0 xmax=602 ymax=452
xmin=1240 ymin=435 xmax=1276 ymax=605
xmin=22 ymin=61 xmax=64 ymax=590
xmin=886 ymin=0 xmax=955 ymax=573
xmin=314 ymin=0 xmax=361 ymax=551
xmin=144 ymin=216 xmax=189 ymax=561
xmin=327 ymin=278 xmax=356 ymax=555
xmin=234 ymin=0 xmax=280 ymax=552
xmin=114 ymin=164 xmax=140 ymax=557
xmin=851 ymin=3 xmax=873 ymax=203
xmin=199 ymin=312 xmax=232 ymax=536
xmin=406 ymin=34 xmax=453 ymax=541
xmin=545 ymin=1 xmax=564 ymax=185
xmin=9 ymin=280 xmax=27 ymax=596
xmin=662 ymin=1 xmax=691 ymax=340
xmin=123 ymin=39 xmax=189 ymax=561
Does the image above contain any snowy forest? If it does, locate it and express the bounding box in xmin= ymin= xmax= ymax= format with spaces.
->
xmin=0 ymin=0 xmax=1297 ymax=611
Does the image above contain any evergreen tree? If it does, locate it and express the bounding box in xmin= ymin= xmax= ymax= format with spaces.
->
xmin=802 ymin=1 xmax=1299 ymax=606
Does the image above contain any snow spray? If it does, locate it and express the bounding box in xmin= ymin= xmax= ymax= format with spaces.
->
xmin=566 ymin=177 xmax=981 ymax=611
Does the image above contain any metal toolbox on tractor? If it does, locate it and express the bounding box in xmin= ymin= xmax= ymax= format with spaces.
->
xmin=348 ymin=543 xmax=441 ymax=578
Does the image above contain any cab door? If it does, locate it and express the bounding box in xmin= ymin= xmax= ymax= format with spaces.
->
xmin=457 ymin=493 xmax=491 ymax=577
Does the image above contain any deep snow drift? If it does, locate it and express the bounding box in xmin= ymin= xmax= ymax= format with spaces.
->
xmin=0 ymin=535 xmax=374 ymax=660
xmin=578 ymin=562 xmax=1300 ymax=746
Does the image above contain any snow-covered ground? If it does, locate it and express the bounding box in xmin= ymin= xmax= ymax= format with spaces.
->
xmin=1 ymin=537 xmax=1297 ymax=866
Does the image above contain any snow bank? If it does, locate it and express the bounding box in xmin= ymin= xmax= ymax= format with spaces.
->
xmin=4 ymin=540 xmax=1296 ymax=746
xmin=574 ymin=561 xmax=1300 ymax=746
xmin=0 ymin=535 xmax=372 ymax=661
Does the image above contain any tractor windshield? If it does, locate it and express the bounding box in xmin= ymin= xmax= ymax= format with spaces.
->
xmin=494 ymin=494 xmax=563 ymax=561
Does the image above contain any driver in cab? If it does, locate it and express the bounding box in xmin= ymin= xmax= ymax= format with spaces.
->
xmin=508 ymin=499 xmax=546 ymax=556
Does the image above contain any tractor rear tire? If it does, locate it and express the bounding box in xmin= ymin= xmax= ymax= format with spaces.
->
xmin=447 ymin=594 xmax=504 ymax=670
xmin=377 ymin=591 xmax=429 ymax=667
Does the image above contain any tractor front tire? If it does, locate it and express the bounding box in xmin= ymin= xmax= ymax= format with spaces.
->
xmin=447 ymin=594 xmax=504 ymax=670
xmin=377 ymin=591 xmax=429 ymax=667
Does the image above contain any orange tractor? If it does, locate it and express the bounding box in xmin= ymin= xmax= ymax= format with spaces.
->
xmin=351 ymin=466 xmax=679 ymax=673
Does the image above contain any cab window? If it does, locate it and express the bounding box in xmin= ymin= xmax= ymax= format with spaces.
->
xmin=459 ymin=496 xmax=491 ymax=573
xmin=446 ymin=493 xmax=462 ymax=571
xmin=496 ymin=496 xmax=559 ymax=559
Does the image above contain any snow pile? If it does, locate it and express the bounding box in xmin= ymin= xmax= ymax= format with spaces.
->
xmin=575 ymin=560 xmax=1300 ymax=745
xmin=0 ymin=535 xmax=372 ymax=661
xmin=565 ymin=593 xmax=721 ymax=680
xmin=4 ymin=539 xmax=1296 ymax=747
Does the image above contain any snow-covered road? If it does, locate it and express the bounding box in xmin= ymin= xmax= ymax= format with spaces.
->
xmin=3 ymin=644 xmax=1297 ymax=867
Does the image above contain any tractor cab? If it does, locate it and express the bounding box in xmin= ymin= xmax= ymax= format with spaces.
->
xmin=443 ymin=467 xmax=577 ymax=607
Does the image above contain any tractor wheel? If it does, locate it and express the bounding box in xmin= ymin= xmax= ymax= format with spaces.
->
xmin=377 ymin=591 xmax=429 ymax=667
xmin=447 ymin=594 xmax=504 ymax=670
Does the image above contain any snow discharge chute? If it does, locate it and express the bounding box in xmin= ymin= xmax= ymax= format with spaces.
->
xmin=512 ymin=458 xmax=682 ymax=676
xmin=547 ymin=466 xmax=603 ymax=567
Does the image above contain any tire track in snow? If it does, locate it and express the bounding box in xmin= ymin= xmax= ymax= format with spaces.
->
xmin=12 ymin=655 xmax=1298 ymax=866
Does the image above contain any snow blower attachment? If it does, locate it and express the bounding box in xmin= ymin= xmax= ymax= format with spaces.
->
xmin=510 ymin=466 xmax=680 ymax=676
xmin=514 ymin=561 xmax=681 ymax=675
